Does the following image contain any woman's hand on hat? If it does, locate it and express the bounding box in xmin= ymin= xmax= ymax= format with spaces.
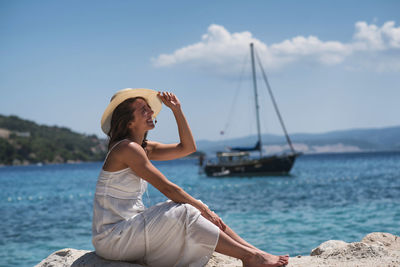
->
xmin=158 ymin=91 xmax=181 ymax=111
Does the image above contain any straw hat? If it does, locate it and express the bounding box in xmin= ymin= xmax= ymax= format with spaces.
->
xmin=101 ymin=88 xmax=162 ymax=134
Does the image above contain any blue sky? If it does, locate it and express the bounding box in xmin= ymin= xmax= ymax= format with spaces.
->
xmin=1 ymin=0 xmax=399 ymax=142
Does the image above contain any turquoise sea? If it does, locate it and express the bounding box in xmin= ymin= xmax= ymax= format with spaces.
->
xmin=1 ymin=152 xmax=400 ymax=267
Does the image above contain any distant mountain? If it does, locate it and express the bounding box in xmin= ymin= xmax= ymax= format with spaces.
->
xmin=0 ymin=114 xmax=107 ymax=166
xmin=197 ymin=125 xmax=400 ymax=155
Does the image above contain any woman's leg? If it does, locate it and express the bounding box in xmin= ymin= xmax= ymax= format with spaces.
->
xmin=223 ymin=224 xmax=259 ymax=251
xmin=215 ymin=230 xmax=289 ymax=267
xmin=223 ymin=224 xmax=289 ymax=259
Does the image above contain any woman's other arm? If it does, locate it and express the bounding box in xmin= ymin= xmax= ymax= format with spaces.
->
xmin=118 ymin=141 xmax=225 ymax=230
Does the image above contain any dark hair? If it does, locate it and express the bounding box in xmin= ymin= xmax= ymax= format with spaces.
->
xmin=107 ymin=97 xmax=148 ymax=150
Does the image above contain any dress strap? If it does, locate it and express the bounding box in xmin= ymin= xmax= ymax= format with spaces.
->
xmin=104 ymin=138 xmax=130 ymax=162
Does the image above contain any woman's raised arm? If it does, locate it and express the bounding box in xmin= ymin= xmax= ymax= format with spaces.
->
xmin=147 ymin=92 xmax=196 ymax=161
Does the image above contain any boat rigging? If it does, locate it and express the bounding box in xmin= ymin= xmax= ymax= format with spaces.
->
xmin=203 ymin=43 xmax=300 ymax=177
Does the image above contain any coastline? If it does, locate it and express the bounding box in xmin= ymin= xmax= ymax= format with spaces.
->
xmin=36 ymin=232 xmax=400 ymax=267
xmin=2 ymin=149 xmax=400 ymax=167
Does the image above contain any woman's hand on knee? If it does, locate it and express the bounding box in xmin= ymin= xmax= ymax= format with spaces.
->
xmin=201 ymin=208 xmax=226 ymax=231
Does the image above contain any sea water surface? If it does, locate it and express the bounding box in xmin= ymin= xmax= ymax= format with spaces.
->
xmin=1 ymin=152 xmax=399 ymax=267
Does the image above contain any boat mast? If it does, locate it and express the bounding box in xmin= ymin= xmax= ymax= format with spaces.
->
xmin=250 ymin=43 xmax=263 ymax=157
xmin=255 ymin=49 xmax=296 ymax=154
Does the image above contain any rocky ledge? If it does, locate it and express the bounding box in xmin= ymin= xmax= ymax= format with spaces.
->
xmin=36 ymin=232 xmax=399 ymax=267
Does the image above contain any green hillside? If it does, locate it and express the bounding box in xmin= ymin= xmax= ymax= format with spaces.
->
xmin=0 ymin=114 xmax=107 ymax=165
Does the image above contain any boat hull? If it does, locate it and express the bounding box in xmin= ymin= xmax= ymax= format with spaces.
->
xmin=204 ymin=154 xmax=298 ymax=177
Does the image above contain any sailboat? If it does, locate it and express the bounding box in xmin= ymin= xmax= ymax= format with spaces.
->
xmin=204 ymin=43 xmax=300 ymax=177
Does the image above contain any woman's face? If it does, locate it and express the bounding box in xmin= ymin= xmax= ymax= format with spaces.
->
xmin=128 ymin=98 xmax=155 ymax=131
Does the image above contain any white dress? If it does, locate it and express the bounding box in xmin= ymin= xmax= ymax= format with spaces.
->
xmin=92 ymin=140 xmax=220 ymax=267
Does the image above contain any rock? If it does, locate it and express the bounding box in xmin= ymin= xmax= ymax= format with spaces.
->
xmin=205 ymin=252 xmax=241 ymax=267
xmin=35 ymin=249 xmax=240 ymax=267
xmin=310 ymin=240 xmax=348 ymax=256
xmin=36 ymin=232 xmax=400 ymax=267
xmin=311 ymin=240 xmax=388 ymax=259
xmin=288 ymin=232 xmax=400 ymax=267
xmin=361 ymin=232 xmax=400 ymax=251
xmin=34 ymin=249 xmax=142 ymax=267
xmin=309 ymin=232 xmax=400 ymax=260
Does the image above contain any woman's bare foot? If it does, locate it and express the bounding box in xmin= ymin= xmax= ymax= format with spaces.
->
xmin=242 ymin=251 xmax=289 ymax=267
xmin=261 ymin=252 xmax=289 ymax=266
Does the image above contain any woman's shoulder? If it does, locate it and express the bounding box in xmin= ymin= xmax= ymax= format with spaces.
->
xmin=118 ymin=139 xmax=141 ymax=149
xmin=104 ymin=140 xmax=148 ymax=171
xmin=108 ymin=139 xmax=141 ymax=155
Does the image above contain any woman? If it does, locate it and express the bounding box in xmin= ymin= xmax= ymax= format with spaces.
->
xmin=92 ymin=88 xmax=289 ymax=267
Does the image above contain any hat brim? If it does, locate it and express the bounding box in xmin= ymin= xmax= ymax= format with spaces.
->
xmin=101 ymin=88 xmax=162 ymax=135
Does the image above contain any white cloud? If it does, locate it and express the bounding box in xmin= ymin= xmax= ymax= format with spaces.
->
xmin=153 ymin=24 xmax=267 ymax=72
xmin=152 ymin=21 xmax=400 ymax=72
xmin=353 ymin=21 xmax=385 ymax=50
xmin=269 ymin=35 xmax=351 ymax=65
xmin=353 ymin=21 xmax=400 ymax=50
xmin=382 ymin=21 xmax=400 ymax=48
